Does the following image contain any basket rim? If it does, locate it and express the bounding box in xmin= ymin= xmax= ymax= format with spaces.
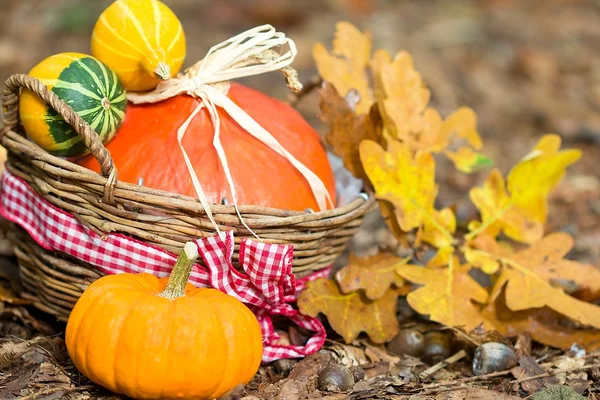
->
xmin=1 ymin=73 xmax=375 ymax=224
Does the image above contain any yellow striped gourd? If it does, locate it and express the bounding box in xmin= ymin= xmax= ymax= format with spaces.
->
xmin=19 ymin=52 xmax=127 ymax=157
xmin=91 ymin=0 xmax=186 ymax=92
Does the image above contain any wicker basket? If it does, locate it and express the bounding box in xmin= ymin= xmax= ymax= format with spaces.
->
xmin=0 ymin=74 xmax=374 ymax=321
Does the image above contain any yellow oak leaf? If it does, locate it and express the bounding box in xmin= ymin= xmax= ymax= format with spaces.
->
xmin=317 ymin=81 xmax=383 ymax=182
xmin=396 ymin=257 xmax=494 ymax=331
xmin=474 ymin=232 xmax=600 ymax=329
xmin=360 ymin=138 xmax=435 ymax=231
xmin=468 ymin=168 xmax=545 ymax=243
xmin=360 ymin=138 xmax=454 ymax=246
xmin=369 ymin=52 xmax=490 ymax=172
xmin=420 ymin=207 xmax=457 ymax=248
xmin=297 ymin=278 xmax=402 ymax=344
xmin=370 ymin=50 xmax=430 ymax=146
xmin=335 ymin=252 xmax=408 ymax=300
xmin=313 ymin=22 xmax=373 ymax=114
xmin=507 ymin=134 xmax=581 ymax=224
xmin=467 ymin=134 xmax=580 ymax=243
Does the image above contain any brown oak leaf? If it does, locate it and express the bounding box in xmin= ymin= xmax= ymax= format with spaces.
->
xmin=297 ymin=278 xmax=402 ymax=344
xmin=317 ymin=81 xmax=383 ymax=182
xmin=335 ymin=251 xmax=408 ymax=300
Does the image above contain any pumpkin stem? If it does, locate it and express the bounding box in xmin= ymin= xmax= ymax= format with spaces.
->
xmin=154 ymin=62 xmax=171 ymax=81
xmin=159 ymin=242 xmax=199 ymax=299
xmin=101 ymin=97 xmax=111 ymax=110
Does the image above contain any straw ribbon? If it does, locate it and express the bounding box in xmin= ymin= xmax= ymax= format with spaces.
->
xmin=127 ymin=25 xmax=333 ymax=239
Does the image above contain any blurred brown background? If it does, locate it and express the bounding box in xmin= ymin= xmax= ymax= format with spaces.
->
xmin=1 ymin=0 xmax=599 ymax=263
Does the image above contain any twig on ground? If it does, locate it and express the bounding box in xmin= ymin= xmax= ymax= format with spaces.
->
xmin=419 ymin=350 xmax=468 ymax=379
xmin=419 ymin=384 xmax=473 ymax=396
xmin=407 ymin=361 xmax=600 ymax=393
xmin=510 ymin=363 xmax=600 ymax=384
xmin=411 ymin=368 xmax=512 ymax=392
xmin=286 ymin=75 xmax=322 ymax=107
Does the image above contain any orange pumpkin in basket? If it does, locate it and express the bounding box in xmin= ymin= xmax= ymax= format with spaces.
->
xmin=76 ymin=83 xmax=337 ymax=211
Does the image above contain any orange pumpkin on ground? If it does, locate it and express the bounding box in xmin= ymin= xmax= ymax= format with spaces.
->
xmin=76 ymin=83 xmax=337 ymax=211
xmin=65 ymin=242 xmax=263 ymax=400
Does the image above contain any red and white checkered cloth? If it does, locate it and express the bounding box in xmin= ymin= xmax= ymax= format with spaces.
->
xmin=0 ymin=170 xmax=330 ymax=362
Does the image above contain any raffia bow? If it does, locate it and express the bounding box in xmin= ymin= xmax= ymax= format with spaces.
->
xmin=127 ymin=25 xmax=333 ymax=238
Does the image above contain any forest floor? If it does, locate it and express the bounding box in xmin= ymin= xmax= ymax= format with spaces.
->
xmin=0 ymin=0 xmax=600 ymax=398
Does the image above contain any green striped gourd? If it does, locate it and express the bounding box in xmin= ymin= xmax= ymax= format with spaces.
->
xmin=19 ymin=52 xmax=127 ymax=157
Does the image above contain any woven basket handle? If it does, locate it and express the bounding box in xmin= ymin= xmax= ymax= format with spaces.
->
xmin=1 ymin=74 xmax=118 ymax=204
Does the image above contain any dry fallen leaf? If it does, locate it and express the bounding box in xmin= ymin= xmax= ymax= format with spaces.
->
xmin=551 ymin=357 xmax=587 ymax=385
xmin=467 ymin=134 xmax=580 ymax=244
xmin=475 ymin=232 xmax=600 ymax=329
xmin=358 ymin=340 xmax=401 ymax=366
xmin=297 ymin=278 xmax=401 ymax=344
xmin=482 ymin=288 xmax=600 ymax=351
xmin=323 ymin=343 xmax=370 ymax=367
xmin=317 ymin=81 xmax=383 ymax=182
xmin=396 ymin=257 xmax=494 ymax=331
xmin=313 ymin=21 xmax=373 ymax=114
xmin=511 ymin=355 xmax=560 ymax=395
xmin=335 ymin=251 xmax=408 ymax=300
xmin=2 ymin=306 xmax=55 ymax=336
xmin=399 ymin=387 xmax=522 ymax=400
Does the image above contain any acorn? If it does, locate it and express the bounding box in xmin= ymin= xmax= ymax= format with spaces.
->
xmin=421 ymin=331 xmax=451 ymax=365
xmin=386 ymin=329 xmax=425 ymax=357
xmin=317 ymin=364 xmax=355 ymax=392
xmin=472 ymin=342 xmax=518 ymax=376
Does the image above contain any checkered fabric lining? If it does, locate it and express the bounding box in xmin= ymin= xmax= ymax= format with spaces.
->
xmin=0 ymin=170 xmax=330 ymax=362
